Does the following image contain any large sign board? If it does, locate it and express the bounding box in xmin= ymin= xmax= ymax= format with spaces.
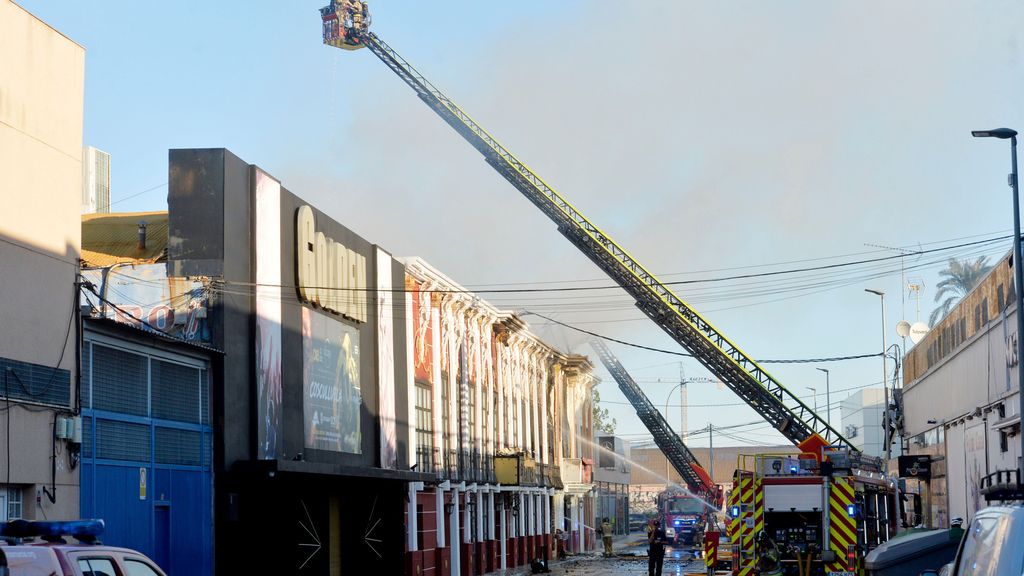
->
xmin=302 ymin=307 xmax=362 ymax=453
xmin=255 ymin=169 xmax=282 ymax=460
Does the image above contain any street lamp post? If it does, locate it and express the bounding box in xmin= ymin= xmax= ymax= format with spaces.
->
xmin=866 ymin=289 xmax=891 ymax=462
xmin=665 ymin=382 xmax=683 ymax=483
xmin=807 ymin=386 xmax=818 ymax=414
xmin=816 ymin=367 xmax=831 ymax=426
xmin=972 ymin=127 xmax=1024 ymax=483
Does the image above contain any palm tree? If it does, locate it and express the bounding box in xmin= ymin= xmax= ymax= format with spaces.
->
xmin=929 ymin=256 xmax=993 ymax=326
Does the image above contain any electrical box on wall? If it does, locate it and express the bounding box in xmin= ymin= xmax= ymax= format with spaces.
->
xmin=55 ymin=416 xmax=70 ymax=440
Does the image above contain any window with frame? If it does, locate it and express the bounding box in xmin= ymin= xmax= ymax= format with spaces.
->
xmin=3 ymin=486 xmax=22 ymax=520
xmin=415 ymin=382 xmax=433 ymax=471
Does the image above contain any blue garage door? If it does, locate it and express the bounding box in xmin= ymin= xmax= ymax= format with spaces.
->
xmin=80 ymin=338 xmax=212 ymax=576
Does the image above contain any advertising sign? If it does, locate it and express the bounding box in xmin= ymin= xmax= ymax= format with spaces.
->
xmin=377 ymin=248 xmax=398 ymax=468
xmin=897 ymin=455 xmax=932 ymax=480
xmin=302 ymin=307 xmax=362 ymax=453
xmin=255 ymin=169 xmax=282 ymax=460
xmin=80 ymin=264 xmax=211 ymax=343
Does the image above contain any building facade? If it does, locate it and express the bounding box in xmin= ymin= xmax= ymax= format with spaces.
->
xmin=628 ymin=444 xmax=790 ymax=514
xmin=902 ymin=252 xmax=1022 ymax=528
xmin=77 ymin=211 xmax=216 ymax=574
xmin=0 ymin=0 xmax=85 ymax=523
xmin=82 ymin=146 xmax=111 ymax=214
xmin=166 ymin=148 xmax=428 ymax=575
xmin=839 ymin=388 xmax=887 ymax=460
xmin=403 ymin=258 xmax=598 ymax=576
xmin=593 ymin=436 xmax=631 ymax=536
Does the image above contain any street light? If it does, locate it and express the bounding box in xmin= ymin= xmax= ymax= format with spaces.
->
xmin=664 ymin=382 xmax=684 ymax=483
xmin=972 ymin=127 xmax=1024 ymax=484
xmin=816 ymin=368 xmax=831 ymax=426
xmin=865 ymin=289 xmax=891 ymax=462
xmin=807 ymin=386 xmax=818 ymax=414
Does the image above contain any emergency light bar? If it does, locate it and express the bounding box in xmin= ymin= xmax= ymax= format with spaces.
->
xmin=0 ymin=519 xmax=104 ymax=543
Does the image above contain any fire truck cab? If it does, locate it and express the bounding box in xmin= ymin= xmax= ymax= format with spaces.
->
xmin=660 ymin=491 xmax=712 ymax=546
xmin=727 ymin=451 xmax=899 ymax=576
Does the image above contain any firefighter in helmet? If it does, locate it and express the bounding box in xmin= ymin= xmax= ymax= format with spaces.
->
xmin=756 ymin=531 xmax=783 ymax=576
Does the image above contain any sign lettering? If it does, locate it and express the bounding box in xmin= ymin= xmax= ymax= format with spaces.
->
xmin=296 ymin=205 xmax=367 ymax=322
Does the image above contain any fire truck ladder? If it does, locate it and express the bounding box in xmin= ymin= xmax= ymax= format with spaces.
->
xmin=354 ymin=31 xmax=855 ymax=452
xmin=590 ymin=339 xmax=715 ymax=500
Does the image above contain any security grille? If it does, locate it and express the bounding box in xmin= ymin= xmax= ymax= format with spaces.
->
xmin=92 ymin=345 xmax=147 ymax=416
xmin=155 ymin=428 xmax=202 ymax=466
xmin=152 ymin=359 xmax=200 ymax=423
xmin=96 ymin=419 xmax=151 ymax=462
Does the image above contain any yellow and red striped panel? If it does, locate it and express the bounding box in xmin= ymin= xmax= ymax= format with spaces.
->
xmin=828 ymin=477 xmax=857 ymax=575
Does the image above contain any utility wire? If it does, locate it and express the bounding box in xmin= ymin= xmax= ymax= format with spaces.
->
xmin=524 ymin=310 xmax=881 ymax=364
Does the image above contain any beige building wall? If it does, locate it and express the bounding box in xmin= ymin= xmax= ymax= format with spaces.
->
xmin=0 ymin=0 xmax=85 ymax=520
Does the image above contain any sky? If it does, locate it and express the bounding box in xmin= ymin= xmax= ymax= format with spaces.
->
xmin=19 ymin=0 xmax=1024 ymax=448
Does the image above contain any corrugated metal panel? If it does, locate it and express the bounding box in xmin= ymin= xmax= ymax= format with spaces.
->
xmin=81 ymin=210 xmax=169 ymax=267
xmin=0 ymin=355 xmax=71 ymax=407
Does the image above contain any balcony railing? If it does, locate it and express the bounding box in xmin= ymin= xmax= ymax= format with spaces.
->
xmin=416 ymin=446 xmax=441 ymax=478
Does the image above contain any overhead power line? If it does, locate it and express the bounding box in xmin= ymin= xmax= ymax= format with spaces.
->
xmin=523 ymin=311 xmax=881 ymax=364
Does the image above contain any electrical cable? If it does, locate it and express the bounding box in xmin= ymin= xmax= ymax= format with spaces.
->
xmin=523 ymin=310 xmax=881 ymax=364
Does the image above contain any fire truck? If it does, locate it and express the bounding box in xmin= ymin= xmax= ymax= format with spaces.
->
xmin=727 ymin=452 xmax=898 ymax=576
xmin=660 ymin=489 xmax=712 ymax=546
xmin=320 ymin=5 xmax=901 ymax=574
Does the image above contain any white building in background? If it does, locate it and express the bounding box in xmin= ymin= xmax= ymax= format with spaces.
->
xmin=840 ymin=388 xmax=888 ymax=460
xmin=82 ymin=146 xmax=110 ymax=213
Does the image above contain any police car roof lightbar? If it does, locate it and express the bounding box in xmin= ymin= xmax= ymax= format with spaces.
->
xmin=0 ymin=520 xmax=104 ymax=544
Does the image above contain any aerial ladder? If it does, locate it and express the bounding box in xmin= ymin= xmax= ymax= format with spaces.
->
xmin=319 ymin=0 xmax=854 ymax=457
xmin=590 ymin=339 xmax=718 ymax=505
xmin=322 ymin=5 xmax=903 ymax=572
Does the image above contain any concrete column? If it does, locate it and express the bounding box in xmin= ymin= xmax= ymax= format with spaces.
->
xmin=534 ymin=493 xmax=542 ymax=536
xmin=499 ymin=494 xmax=507 ymax=571
xmin=488 ymin=490 xmax=496 ymax=540
xmin=570 ymin=496 xmax=579 ymax=552
xmin=475 ymin=487 xmax=484 ymax=542
xmin=520 ymin=493 xmax=527 ymax=537
xmin=544 ymin=490 xmax=552 ymax=535
xmin=553 ymin=492 xmax=565 ymax=533
xmin=436 ymin=485 xmax=446 ymax=548
xmin=408 ymin=482 xmax=420 ymax=551
xmin=451 ymin=489 xmax=461 ymax=576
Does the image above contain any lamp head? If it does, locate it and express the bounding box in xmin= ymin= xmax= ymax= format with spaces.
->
xmin=972 ymin=128 xmax=1017 ymax=139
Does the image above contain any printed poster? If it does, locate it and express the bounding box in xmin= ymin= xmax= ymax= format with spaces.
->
xmin=303 ymin=307 xmax=362 ymax=453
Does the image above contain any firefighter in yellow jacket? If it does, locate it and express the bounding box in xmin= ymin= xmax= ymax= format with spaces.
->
xmin=601 ymin=517 xmax=614 ymax=557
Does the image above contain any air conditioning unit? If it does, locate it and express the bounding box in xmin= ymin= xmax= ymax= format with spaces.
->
xmin=845 ymin=425 xmax=859 ymax=438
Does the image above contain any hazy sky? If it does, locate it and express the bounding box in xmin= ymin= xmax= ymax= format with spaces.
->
xmin=21 ymin=1 xmax=1024 ymax=447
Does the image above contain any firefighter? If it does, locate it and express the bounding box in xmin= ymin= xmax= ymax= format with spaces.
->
xmin=648 ymin=520 xmax=668 ymax=576
xmin=756 ymin=531 xmax=782 ymax=576
xmin=601 ymin=517 xmax=614 ymax=557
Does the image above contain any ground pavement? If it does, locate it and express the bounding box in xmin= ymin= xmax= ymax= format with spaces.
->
xmin=483 ymin=532 xmax=705 ymax=576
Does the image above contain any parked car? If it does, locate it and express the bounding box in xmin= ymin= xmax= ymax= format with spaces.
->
xmin=921 ymin=505 xmax=1024 ymax=576
xmin=0 ymin=520 xmax=166 ymax=576
xmin=629 ymin=513 xmax=650 ymax=534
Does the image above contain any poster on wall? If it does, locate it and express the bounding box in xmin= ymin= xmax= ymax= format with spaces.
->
xmin=412 ymin=281 xmax=433 ymax=383
xmin=377 ymin=248 xmax=398 ymax=469
xmin=302 ymin=307 xmax=362 ymax=453
xmin=964 ymin=421 xmax=988 ymax=519
xmin=255 ymin=169 xmax=282 ymax=460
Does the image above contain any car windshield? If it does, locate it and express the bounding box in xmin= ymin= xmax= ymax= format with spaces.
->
xmin=667 ymin=498 xmax=705 ymax=515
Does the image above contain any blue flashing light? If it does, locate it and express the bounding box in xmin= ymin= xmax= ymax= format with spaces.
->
xmin=789 ymin=466 xmax=799 ymax=474
xmin=847 ymin=505 xmax=856 ymax=518
xmin=730 ymin=506 xmax=740 ymax=518
xmin=674 ymin=519 xmax=682 ymax=527
xmin=0 ymin=519 xmax=104 ymax=543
